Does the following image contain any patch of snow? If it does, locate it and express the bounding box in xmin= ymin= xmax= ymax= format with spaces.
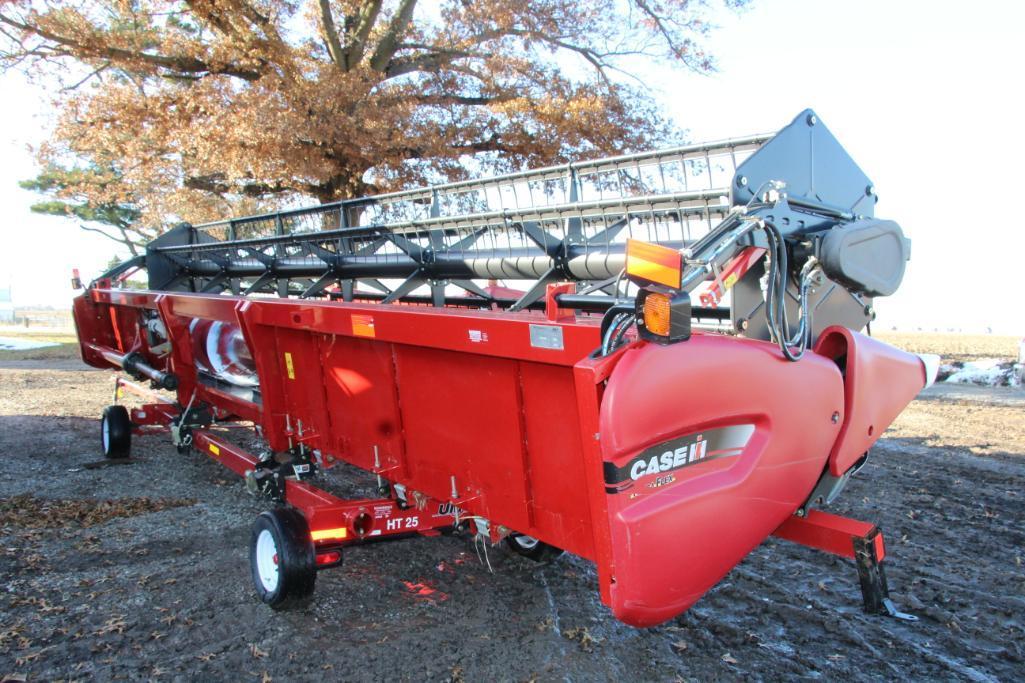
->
xmin=0 ymin=336 xmax=61 ymax=351
xmin=944 ymin=358 xmax=1021 ymax=387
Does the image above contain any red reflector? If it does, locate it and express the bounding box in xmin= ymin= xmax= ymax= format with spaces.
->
xmin=316 ymin=551 xmax=341 ymax=566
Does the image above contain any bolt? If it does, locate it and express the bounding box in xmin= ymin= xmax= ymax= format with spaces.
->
xmin=865 ymin=184 xmax=874 ymax=196
xmin=736 ymin=317 xmax=749 ymax=332
xmin=737 ymin=175 xmax=748 ymax=187
xmin=806 ymin=113 xmax=817 ymax=126
xmin=831 ymin=411 xmax=841 ymax=424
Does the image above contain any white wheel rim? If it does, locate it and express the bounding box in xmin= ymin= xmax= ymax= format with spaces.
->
xmin=102 ymin=416 xmax=110 ymax=453
xmin=514 ymin=534 xmax=540 ymax=550
xmin=255 ymin=529 xmax=280 ymax=593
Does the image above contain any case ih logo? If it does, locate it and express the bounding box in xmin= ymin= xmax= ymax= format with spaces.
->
xmin=603 ymin=424 xmax=755 ymax=495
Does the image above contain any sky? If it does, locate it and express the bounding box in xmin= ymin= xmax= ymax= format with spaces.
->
xmin=0 ymin=0 xmax=1022 ymax=333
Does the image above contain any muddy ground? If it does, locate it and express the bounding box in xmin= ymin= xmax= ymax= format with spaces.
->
xmin=1 ymin=354 xmax=1023 ymax=682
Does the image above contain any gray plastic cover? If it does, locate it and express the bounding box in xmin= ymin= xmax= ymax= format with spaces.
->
xmin=818 ymin=219 xmax=910 ymax=297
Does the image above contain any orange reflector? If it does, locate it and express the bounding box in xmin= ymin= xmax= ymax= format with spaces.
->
xmin=351 ymin=313 xmax=376 ymax=338
xmin=626 ymin=239 xmax=682 ymax=289
xmin=310 ymin=527 xmax=348 ymax=541
xmin=642 ymin=293 xmax=672 ymax=337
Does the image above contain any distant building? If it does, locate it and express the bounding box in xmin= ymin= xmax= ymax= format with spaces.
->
xmin=0 ymin=287 xmax=13 ymax=323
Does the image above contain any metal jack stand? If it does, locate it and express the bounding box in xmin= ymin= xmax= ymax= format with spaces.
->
xmin=773 ymin=510 xmax=918 ymax=621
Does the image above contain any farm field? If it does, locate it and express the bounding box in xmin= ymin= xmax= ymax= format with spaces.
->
xmin=875 ymin=331 xmax=1019 ymax=363
xmin=0 ymin=331 xmax=1022 ymax=681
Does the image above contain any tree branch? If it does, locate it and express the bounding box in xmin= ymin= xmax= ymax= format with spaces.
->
xmin=0 ymin=13 xmax=263 ymax=81
xmin=61 ymin=61 xmax=110 ymax=91
xmin=631 ymin=0 xmax=706 ymax=69
xmin=341 ymin=0 xmax=383 ymax=70
xmin=184 ymin=174 xmax=293 ymax=197
xmin=384 ymin=47 xmax=478 ymax=79
xmin=78 ymin=223 xmax=142 ymax=256
xmin=318 ymin=0 xmax=345 ymax=68
xmin=368 ymin=0 xmax=417 ymax=72
xmin=412 ymin=93 xmax=514 ymax=106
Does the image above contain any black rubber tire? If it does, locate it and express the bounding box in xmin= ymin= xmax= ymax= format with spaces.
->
xmin=100 ymin=405 xmax=132 ymax=459
xmin=250 ymin=508 xmax=317 ymax=610
xmin=505 ymin=533 xmax=564 ymax=562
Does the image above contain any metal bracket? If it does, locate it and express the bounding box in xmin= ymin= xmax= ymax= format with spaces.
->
xmin=773 ymin=510 xmax=918 ymax=621
xmin=853 ymin=530 xmax=918 ymax=621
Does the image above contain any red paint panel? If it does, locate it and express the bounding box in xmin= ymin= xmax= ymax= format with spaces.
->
xmin=598 ymin=334 xmax=845 ymax=626
xmin=90 ymin=289 xmax=159 ymax=309
xmin=815 ymin=326 xmax=927 ymax=476
xmin=392 ymin=345 xmax=532 ymax=532
xmin=517 ymin=362 xmax=594 ymax=558
xmin=242 ymin=296 xmax=600 ymax=365
xmin=269 ymin=328 xmax=334 ymax=453
xmin=154 ymin=291 xmax=241 ymax=322
xmin=318 ymin=335 xmax=406 ymax=474
xmin=72 ymin=294 xmax=119 ymax=369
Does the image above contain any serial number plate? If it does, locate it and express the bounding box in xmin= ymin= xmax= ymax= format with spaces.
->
xmin=529 ymin=324 xmax=564 ymax=350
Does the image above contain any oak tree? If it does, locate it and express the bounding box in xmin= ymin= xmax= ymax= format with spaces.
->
xmin=2 ymin=0 xmax=747 ymax=246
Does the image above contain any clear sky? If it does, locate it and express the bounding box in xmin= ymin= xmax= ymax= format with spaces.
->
xmin=1 ymin=0 xmax=1022 ymax=333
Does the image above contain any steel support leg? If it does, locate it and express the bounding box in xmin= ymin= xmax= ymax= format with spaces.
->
xmin=853 ymin=530 xmax=917 ymax=620
xmin=773 ymin=510 xmax=917 ymax=621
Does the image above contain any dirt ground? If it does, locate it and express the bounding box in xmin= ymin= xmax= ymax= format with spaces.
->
xmin=1 ymin=340 xmax=1023 ymax=682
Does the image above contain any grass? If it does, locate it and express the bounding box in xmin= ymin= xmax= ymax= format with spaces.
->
xmin=0 ymin=328 xmax=81 ymax=361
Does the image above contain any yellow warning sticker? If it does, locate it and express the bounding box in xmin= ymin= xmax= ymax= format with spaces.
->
xmin=284 ymin=351 xmax=295 ymax=380
xmin=724 ymin=272 xmax=739 ymax=289
xmin=209 ymin=443 xmax=220 ymax=456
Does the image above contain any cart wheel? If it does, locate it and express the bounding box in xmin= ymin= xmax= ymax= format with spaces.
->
xmin=506 ymin=533 xmax=564 ymax=562
xmin=250 ymin=508 xmax=316 ymax=610
xmin=100 ymin=405 xmax=132 ymax=459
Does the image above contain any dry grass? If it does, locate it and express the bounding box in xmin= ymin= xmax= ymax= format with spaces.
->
xmin=874 ymin=332 xmax=1019 ymax=363
xmin=0 ymin=343 xmax=81 ymax=362
xmin=0 ymin=327 xmax=77 ymax=342
xmin=0 ymin=328 xmax=81 ymax=361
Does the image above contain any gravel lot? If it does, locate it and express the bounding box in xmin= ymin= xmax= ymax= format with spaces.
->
xmin=1 ymin=349 xmax=1023 ymax=682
